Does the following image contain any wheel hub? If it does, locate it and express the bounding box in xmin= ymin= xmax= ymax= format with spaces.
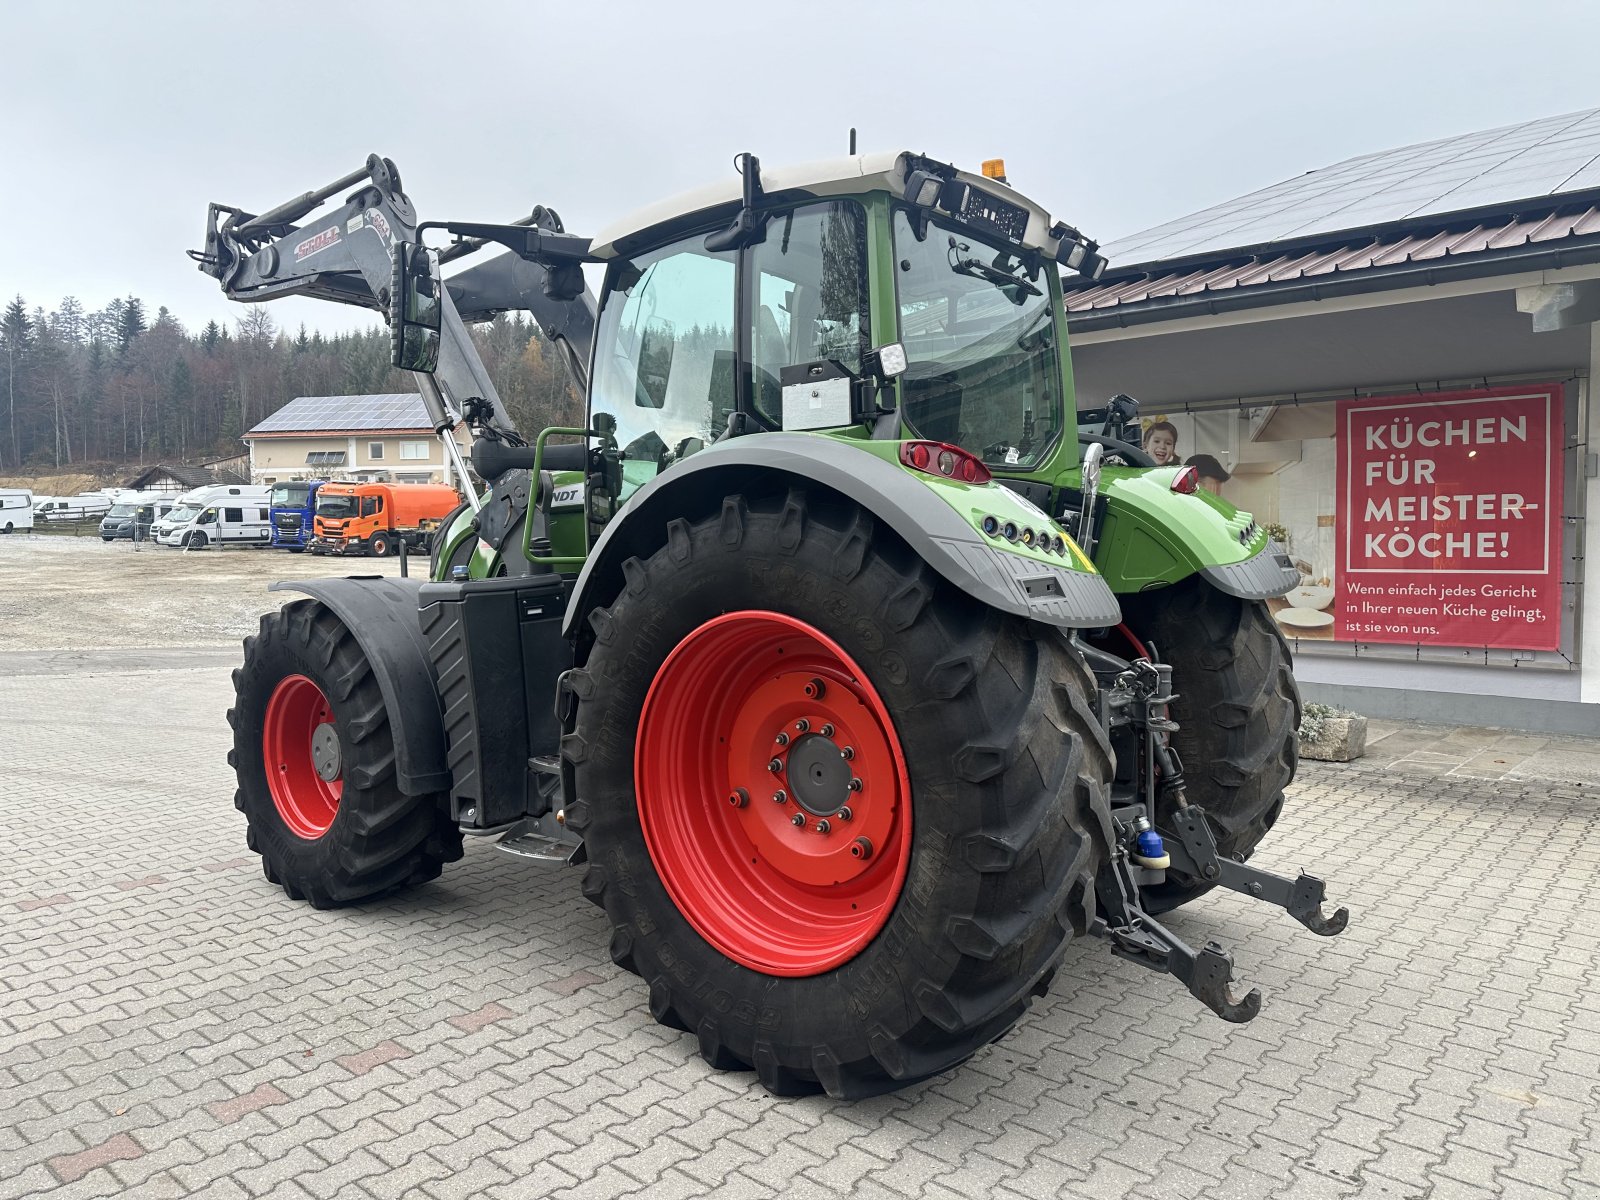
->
xmin=311 ymin=722 xmax=342 ymax=783
xmin=783 ymin=732 xmax=850 ymax=816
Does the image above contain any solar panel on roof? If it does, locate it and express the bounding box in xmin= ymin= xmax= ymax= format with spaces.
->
xmin=248 ymin=394 xmax=430 ymax=435
xmin=1104 ymin=106 xmax=1600 ymax=266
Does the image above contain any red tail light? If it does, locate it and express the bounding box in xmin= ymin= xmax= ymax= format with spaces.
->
xmin=898 ymin=441 xmax=992 ymax=484
xmin=1170 ymin=465 xmax=1200 ymax=494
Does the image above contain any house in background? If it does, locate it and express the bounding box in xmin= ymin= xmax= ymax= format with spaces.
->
xmin=1064 ymin=107 xmax=1600 ymax=734
xmin=122 ymin=463 xmax=236 ymax=493
xmin=244 ymin=394 xmax=471 ymax=487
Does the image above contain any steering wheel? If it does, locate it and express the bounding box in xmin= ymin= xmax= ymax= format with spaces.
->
xmin=1078 ymin=433 xmax=1157 ymax=468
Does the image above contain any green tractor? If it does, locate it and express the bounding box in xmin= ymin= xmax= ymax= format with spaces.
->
xmin=196 ymin=149 xmax=1344 ymax=1099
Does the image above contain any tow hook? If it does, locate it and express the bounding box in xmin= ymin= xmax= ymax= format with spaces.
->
xmin=1091 ymin=802 xmax=1349 ymax=1023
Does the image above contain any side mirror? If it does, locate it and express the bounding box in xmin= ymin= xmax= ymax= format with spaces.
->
xmin=390 ymin=243 xmax=442 ymax=373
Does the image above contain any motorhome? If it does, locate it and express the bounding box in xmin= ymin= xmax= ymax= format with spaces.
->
xmin=154 ymin=484 xmax=273 ymax=549
xmin=34 ymin=494 xmax=112 ymax=522
xmin=0 ymin=488 xmax=33 ymax=533
xmin=99 ymin=491 xmax=178 ymax=542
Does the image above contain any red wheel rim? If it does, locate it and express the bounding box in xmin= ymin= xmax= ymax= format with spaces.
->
xmin=635 ymin=610 xmax=912 ymax=976
xmin=262 ymin=674 xmax=343 ymax=840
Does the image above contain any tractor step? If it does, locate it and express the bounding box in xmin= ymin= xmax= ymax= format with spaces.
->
xmin=495 ymin=829 xmax=580 ymax=865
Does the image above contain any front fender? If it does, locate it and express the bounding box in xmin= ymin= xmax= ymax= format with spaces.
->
xmin=562 ymin=434 xmax=1123 ymax=638
xmin=1087 ymin=467 xmax=1299 ymax=599
xmin=267 ymin=576 xmax=449 ymax=796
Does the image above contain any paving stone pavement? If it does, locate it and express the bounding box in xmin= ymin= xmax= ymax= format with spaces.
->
xmin=4 ymin=647 xmax=1600 ymax=1199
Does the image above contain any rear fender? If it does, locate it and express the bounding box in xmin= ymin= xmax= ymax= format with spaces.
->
xmin=562 ymin=433 xmax=1123 ymax=642
xmin=267 ymin=576 xmax=449 ymax=796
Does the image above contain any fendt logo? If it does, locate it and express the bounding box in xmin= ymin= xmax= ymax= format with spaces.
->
xmin=294 ymin=228 xmax=341 ymax=261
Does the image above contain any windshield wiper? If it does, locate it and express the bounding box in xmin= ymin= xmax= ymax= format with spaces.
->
xmin=946 ymin=238 xmax=1041 ymax=298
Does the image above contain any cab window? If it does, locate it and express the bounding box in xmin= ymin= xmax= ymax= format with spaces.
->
xmin=199 ymin=508 xmax=217 ymax=524
xmin=748 ymin=201 xmax=869 ymax=424
xmin=361 ymin=496 xmax=382 ymax=517
xmin=591 ymin=235 xmax=736 ymax=503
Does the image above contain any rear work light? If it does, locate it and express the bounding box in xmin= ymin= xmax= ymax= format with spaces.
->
xmin=1170 ymin=465 xmax=1200 ymax=494
xmin=899 ymin=441 xmax=992 ymax=485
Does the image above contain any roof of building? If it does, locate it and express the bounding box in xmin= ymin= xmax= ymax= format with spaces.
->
xmin=1106 ymin=108 xmax=1600 ymax=266
xmin=122 ymin=464 xmax=213 ymax=490
xmin=246 ymin=394 xmax=429 ymax=436
xmin=1065 ymin=108 xmax=1600 ymax=330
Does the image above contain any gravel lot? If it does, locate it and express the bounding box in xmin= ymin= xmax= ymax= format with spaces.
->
xmin=0 ymin=534 xmax=405 ymax=652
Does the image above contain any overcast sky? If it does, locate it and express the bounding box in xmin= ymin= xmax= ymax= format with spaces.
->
xmin=5 ymin=1 xmax=1600 ymax=336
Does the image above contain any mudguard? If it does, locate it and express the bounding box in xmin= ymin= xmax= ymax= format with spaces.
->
xmin=267 ymin=576 xmax=449 ymax=797
xmin=562 ymin=433 xmax=1123 ymax=639
xmin=1087 ymin=466 xmax=1299 ymax=599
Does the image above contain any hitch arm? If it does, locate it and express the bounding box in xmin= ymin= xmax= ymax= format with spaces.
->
xmin=1092 ymin=859 xmax=1262 ymax=1023
xmin=1163 ymin=805 xmax=1350 ymax=937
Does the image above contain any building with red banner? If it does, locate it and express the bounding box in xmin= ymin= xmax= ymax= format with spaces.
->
xmin=1066 ymin=109 xmax=1600 ymax=733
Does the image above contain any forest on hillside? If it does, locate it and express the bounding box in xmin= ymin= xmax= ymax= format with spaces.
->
xmin=0 ymin=293 xmax=582 ymax=473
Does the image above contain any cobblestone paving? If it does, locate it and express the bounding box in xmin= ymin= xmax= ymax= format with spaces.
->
xmin=4 ymin=649 xmax=1599 ymax=1199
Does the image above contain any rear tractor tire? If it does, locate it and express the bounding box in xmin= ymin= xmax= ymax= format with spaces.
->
xmin=228 ymin=600 xmax=462 ymax=908
xmin=1122 ymin=576 xmax=1300 ymax=914
xmin=565 ymin=491 xmax=1113 ymax=1098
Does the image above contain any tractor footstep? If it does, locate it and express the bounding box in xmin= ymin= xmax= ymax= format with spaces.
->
xmin=496 ymin=831 xmax=579 ymax=864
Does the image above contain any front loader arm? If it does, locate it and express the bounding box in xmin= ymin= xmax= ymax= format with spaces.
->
xmin=191 ymin=153 xmax=596 ymax=443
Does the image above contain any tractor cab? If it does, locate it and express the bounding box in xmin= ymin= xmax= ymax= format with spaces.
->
xmin=577 ymin=152 xmax=1106 ymax=516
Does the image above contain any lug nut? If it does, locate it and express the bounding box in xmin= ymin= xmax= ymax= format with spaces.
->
xmin=728 ymin=788 xmax=749 ymax=809
xmin=847 ymin=777 xmax=863 ymax=792
xmin=850 ymin=837 xmax=873 ymax=860
xmin=795 ymin=719 xmax=810 ymax=733
xmin=815 ymin=819 xmax=831 ymax=834
xmin=805 ymin=678 xmax=827 ymax=699
xmin=836 ymin=806 xmax=852 ymax=822
xmin=820 ymin=723 xmax=835 ymax=737
xmin=791 ymin=813 xmax=807 ymax=827
xmin=842 ymin=747 xmax=855 ymax=761
xmin=768 ymin=758 xmax=783 ymax=774
xmin=773 ymin=789 xmax=788 ymax=804
xmin=774 ymin=732 xmax=790 ymax=746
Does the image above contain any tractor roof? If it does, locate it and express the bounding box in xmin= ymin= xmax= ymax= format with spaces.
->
xmin=588 ymin=151 xmax=1059 ymax=261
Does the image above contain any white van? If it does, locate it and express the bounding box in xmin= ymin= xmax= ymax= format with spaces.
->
xmin=35 ymin=494 xmax=113 ymax=522
xmin=155 ymin=485 xmax=273 ymax=549
xmin=0 ymin=488 xmax=33 ymax=533
xmin=99 ymin=490 xmax=179 ymax=542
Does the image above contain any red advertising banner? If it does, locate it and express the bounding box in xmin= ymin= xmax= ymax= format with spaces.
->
xmin=1334 ymin=385 xmax=1564 ymax=649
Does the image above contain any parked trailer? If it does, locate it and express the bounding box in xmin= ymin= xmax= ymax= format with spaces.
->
xmin=309 ymin=481 xmax=459 ymax=556
xmin=0 ymin=489 xmax=34 ymax=533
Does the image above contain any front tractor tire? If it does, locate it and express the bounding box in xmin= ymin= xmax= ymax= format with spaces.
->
xmin=228 ymin=600 xmax=462 ymax=908
xmin=565 ymin=492 xmax=1113 ymax=1098
xmin=1123 ymin=577 xmax=1300 ymax=914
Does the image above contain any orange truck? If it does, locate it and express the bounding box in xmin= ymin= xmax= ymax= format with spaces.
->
xmin=309 ymin=481 xmax=461 ymax=557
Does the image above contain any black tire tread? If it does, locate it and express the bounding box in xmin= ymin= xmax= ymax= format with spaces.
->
xmin=229 ymin=600 xmax=461 ymax=909
xmin=566 ymin=490 xmax=1112 ymax=1098
xmin=1124 ymin=577 xmax=1300 ymax=913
